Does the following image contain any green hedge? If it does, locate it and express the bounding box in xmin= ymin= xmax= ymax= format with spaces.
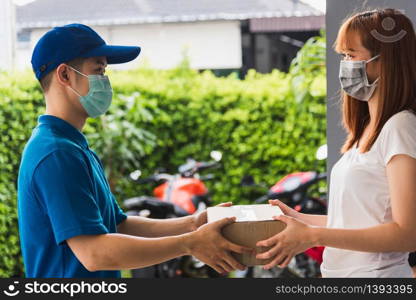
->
xmin=0 ymin=34 xmax=326 ymax=277
xmin=108 ymin=34 xmax=327 ymax=203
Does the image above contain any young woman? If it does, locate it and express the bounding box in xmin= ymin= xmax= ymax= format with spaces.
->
xmin=256 ymin=8 xmax=416 ymax=277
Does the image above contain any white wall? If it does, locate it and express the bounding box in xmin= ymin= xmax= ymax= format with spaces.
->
xmin=16 ymin=20 xmax=242 ymax=71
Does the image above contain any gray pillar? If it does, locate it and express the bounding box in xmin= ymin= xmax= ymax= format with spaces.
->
xmin=325 ymin=0 xmax=416 ymax=189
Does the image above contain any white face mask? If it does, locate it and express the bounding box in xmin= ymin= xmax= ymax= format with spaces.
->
xmin=339 ymin=54 xmax=380 ymax=101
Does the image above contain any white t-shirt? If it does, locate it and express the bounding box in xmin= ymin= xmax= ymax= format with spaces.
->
xmin=321 ymin=110 xmax=416 ymax=277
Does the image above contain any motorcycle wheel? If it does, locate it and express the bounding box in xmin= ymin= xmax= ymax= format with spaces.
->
xmin=131 ymin=266 xmax=158 ymax=278
xmin=131 ymin=259 xmax=181 ymax=278
xmin=180 ymin=256 xmax=224 ymax=278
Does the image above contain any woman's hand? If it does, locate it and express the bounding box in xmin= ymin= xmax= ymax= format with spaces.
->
xmin=255 ymin=214 xmax=318 ymax=270
xmin=268 ymin=199 xmax=300 ymax=218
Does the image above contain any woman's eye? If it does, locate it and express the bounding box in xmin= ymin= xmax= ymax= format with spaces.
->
xmin=340 ymin=53 xmax=353 ymax=60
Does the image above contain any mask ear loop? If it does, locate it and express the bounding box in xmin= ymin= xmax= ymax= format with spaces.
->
xmin=65 ymin=65 xmax=87 ymax=97
xmin=366 ymin=54 xmax=380 ymax=63
xmin=66 ymin=65 xmax=88 ymax=78
xmin=365 ymin=55 xmax=380 ymax=86
xmin=67 ymin=85 xmax=82 ymax=97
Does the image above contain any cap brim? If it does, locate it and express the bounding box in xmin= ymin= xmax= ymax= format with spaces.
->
xmin=81 ymin=44 xmax=141 ymax=64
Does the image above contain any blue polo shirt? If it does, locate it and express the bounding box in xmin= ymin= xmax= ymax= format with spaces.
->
xmin=17 ymin=115 xmax=127 ymax=278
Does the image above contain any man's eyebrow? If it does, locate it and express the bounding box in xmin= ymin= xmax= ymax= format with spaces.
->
xmin=95 ymin=59 xmax=107 ymax=67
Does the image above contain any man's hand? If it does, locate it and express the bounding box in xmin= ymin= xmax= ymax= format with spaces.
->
xmin=184 ymin=217 xmax=253 ymax=274
xmin=191 ymin=202 xmax=233 ymax=230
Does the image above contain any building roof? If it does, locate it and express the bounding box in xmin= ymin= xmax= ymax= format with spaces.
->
xmin=16 ymin=0 xmax=323 ymax=29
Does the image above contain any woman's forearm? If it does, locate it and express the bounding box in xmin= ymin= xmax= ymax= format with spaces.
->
xmin=312 ymin=222 xmax=416 ymax=252
xmin=297 ymin=213 xmax=327 ymax=227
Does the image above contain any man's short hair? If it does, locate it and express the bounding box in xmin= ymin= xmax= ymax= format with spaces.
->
xmin=39 ymin=57 xmax=86 ymax=93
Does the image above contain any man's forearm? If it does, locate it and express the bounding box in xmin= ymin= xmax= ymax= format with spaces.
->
xmin=117 ymin=215 xmax=196 ymax=238
xmin=80 ymin=232 xmax=192 ymax=271
xmin=312 ymin=222 xmax=416 ymax=252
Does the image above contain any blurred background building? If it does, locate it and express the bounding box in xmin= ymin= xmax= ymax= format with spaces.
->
xmin=1 ymin=0 xmax=325 ymax=76
xmin=0 ymin=0 xmax=16 ymax=71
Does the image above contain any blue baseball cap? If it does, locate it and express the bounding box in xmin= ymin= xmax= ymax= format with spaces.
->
xmin=31 ymin=23 xmax=141 ymax=80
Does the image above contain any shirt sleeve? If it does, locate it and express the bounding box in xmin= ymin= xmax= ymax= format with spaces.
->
xmin=32 ymin=149 xmax=108 ymax=245
xmin=378 ymin=111 xmax=416 ymax=166
xmin=111 ymin=193 xmax=127 ymax=226
xmin=88 ymin=149 xmax=127 ymax=226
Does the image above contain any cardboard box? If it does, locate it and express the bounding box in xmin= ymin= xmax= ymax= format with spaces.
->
xmin=207 ymin=204 xmax=286 ymax=266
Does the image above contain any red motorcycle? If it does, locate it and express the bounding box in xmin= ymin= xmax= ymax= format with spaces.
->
xmin=123 ymin=151 xmax=223 ymax=278
xmin=239 ymin=145 xmax=327 ymax=278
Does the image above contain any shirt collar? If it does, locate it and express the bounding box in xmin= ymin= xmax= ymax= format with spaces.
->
xmin=38 ymin=115 xmax=89 ymax=149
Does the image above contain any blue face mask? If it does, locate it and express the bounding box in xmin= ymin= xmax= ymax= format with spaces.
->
xmin=67 ymin=65 xmax=113 ymax=118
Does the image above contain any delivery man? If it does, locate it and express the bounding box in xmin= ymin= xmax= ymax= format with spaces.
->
xmin=17 ymin=23 xmax=251 ymax=278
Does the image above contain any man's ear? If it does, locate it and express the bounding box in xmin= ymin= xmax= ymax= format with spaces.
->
xmin=55 ymin=64 xmax=71 ymax=87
